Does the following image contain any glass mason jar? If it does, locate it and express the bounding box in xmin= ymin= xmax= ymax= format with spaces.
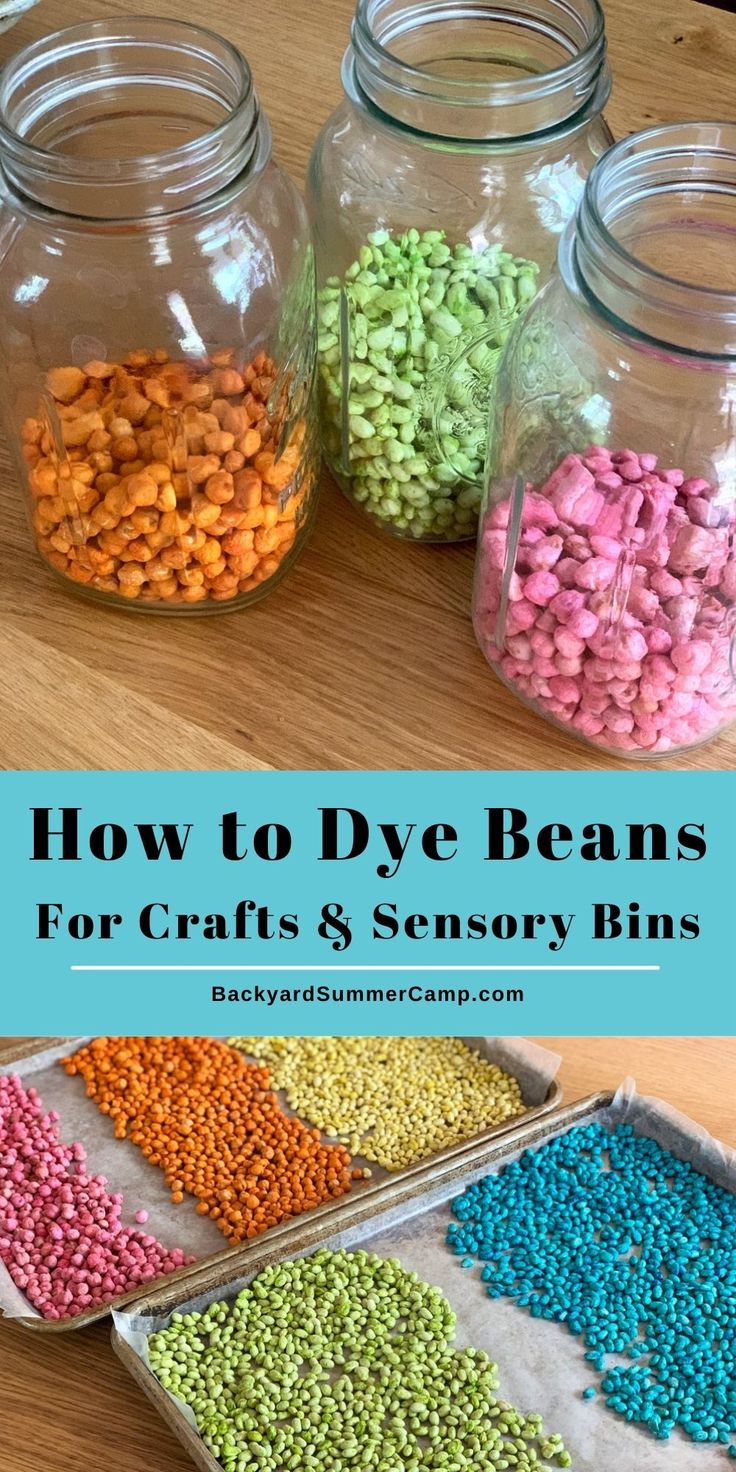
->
xmin=473 ymin=123 xmax=736 ymax=756
xmin=307 ymin=0 xmax=612 ymax=542
xmin=0 ymin=19 xmax=318 ymax=612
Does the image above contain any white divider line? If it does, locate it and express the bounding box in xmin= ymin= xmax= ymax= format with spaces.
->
xmin=71 ymin=963 xmax=660 ymax=972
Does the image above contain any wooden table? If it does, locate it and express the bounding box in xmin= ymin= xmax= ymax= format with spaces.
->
xmin=2 ymin=0 xmax=736 ymax=771
xmin=1 ymin=1035 xmax=735 ymax=1471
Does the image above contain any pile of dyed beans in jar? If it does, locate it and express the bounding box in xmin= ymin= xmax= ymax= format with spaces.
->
xmin=318 ymin=229 xmax=538 ymax=541
xmin=62 ymin=1037 xmax=359 ymax=1243
xmin=147 ymin=1247 xmax=573 ymax=1470
xmin=474 ymin=446 xmax=736 ymax=753
xmin=447 ymin=1123 xmax=736 ymax=1454
xmin=0 ymin=1072 xmax=193 ymax=1319
xmin=25 ymin=347 xmax=312 ymax=606
xmin=229 ymin=1036 xmax=525 ymax=1169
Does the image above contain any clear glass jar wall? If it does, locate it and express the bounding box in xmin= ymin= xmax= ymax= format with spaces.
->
xmin=473 ymin=123 xmax=736 ymax=756
xmin=308 ymin=0 xmax=612 ymax=542
xmin=0 ymin=19 xmax=318 ymax=612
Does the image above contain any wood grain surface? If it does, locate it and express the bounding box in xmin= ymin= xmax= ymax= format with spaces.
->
xmin=0 ymin=0 xmax=734 ymax=1458
xmin=1 ymin=0 xmax=736 ymax=772
xmin=0 ymin=1035 xmax=734 ymax=1471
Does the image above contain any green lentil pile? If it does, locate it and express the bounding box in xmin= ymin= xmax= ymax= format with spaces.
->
xmin=227 ymin=1036 xmax=526 ymax=1170
xmin=317 ymin=229 xmax=539 ymax=541
xmin=148 ymin=1248 xmax=573 ymax=1471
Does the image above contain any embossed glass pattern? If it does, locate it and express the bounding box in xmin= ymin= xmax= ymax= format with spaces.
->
xmin=0 ymin=19 xmax=318 ymax=612
xmin=308 ymin=0 xmax=612 ymax=541
xmin=473 ymin=123 xmax=736 ymax=756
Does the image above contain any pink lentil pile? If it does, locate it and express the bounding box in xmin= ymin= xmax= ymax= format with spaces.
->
xmin=474 ymin=446 xmax=736 ymax=753
xmin=0 ymin=1073 xmax=194 ymax=1320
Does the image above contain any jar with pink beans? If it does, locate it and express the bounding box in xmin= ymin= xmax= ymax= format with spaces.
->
xmin=473 ymin=122 xmax=736 ymax=757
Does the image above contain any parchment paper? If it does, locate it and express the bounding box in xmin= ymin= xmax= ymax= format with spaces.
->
xmin=114 ymin=1082 xmax=736 ymax=1472
xmin=0 ymin=1034 xmax=559 ymax=1320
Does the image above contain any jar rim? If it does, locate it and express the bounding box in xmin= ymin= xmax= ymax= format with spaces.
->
xmin=569 ymin=121 xmax=736 ymax=357
xmin=350 ymin=0 xmax=607 ymax=140
xmin=0 ymin=17 xmax=261 ymax=218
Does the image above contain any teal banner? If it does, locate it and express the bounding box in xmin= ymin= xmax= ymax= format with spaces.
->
xmin=0 ymin=771 xmax=733 ymax=1034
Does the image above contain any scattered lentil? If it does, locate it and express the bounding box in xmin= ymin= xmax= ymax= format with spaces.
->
xmin=228 ymin=1036 xmax=525 ymax=1170
xmin=318 ymin=229 xmax=539 ymax=540
xmin=447 ymin=1123 xmax=736 ymax=1452
xmin=0 ymin=1072 xmax=192 ymax=1320
xmin=25 ymin=347 xmax=313 ymax=608
xmin=61 ymin=1038 xmax=354 ymax=1243
xmin=474 ymin=445 xmax=736 ymax=752
xmin=148 ymin=1247 xmax=573 ymax=1470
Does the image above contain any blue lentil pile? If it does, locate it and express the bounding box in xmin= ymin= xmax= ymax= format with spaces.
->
xmin=447 ymin=1124 xmax=736 ymax=1454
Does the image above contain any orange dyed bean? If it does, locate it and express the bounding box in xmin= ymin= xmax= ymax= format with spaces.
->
xmin=61 ymin=1038 xmax=354 ymax=1242
xmin=27 ymin=349 xmax=313 ymax=606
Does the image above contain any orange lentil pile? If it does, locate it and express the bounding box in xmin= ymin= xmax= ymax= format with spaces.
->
xmin=61 ymin=1037 xmax=358 ymax=1243
xmin=23 ymin=347 xmax=313 ymax=606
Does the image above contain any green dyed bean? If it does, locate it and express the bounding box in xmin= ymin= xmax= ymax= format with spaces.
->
xmin=148 ymin=1249 xmax=572 ymax=1472
xmin=317 ymin=229 xmax=540 ymax=541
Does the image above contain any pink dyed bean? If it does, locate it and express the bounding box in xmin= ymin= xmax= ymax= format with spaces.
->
xmin=680 ymin=477 xmax=712 ymax=498
xmin=506 ymin=599 xmax=538 ymax=633
xmin=544 ymin=455 xmax=604 ymax=527
xmin=525 ymin=535 xmax=564 ymax=571
xmin=474 ymin=446 xmax=736 ymax=753
xmin=523 ymin=570 xmax=561 ymax=605
xmin=549 ymin=589 xmax=585 ymax=622
xmin=627 ymin=584 xmax=660 ymax=622
xmin=585 ymin=656 xmax=614 ymax=682
xmin=481 ymin=529 xmax=508 ymax=569
xmin=581 ymin=686 xmax=612 ymax=714
xmin=555 ymin=557 xmax=581 ymax=587
xmin=590 ymin=534 xmax=625 ymax=560
xmin=548 ymin=674 xmax=582 ymax=704
xmin=645 ymin=626 xmax=672 ymax=654
xmin=530 ymin=629 xmax=556 ymax=656
xmin=566 ymin=607 xmax=599 ymax=640
xmin=572 ymin=711 xmax=605 ymax=736
xmin=670 ymin=524 xmax=719 ymax=574
xmin=488 ymin=500 xmax=511 ymax=529
xmin=650 ymin=568 xmax=682 ymax=598
xmin=575 ymin=557 xmax=617 ymax=591
xmin=522 ymin=492 xmax=559 ymax=529
xmin=506 ymin=634 xmax=533 ymax=661
xmin=553 ymin=627 xmax=586 ymax=659
xmin=564 ymin=533 xmax=593 ymax=561
xmin=616 ymin=629 xmax=648 ymax=663
xmin=0 ymin=1074 xmax=195 ymax=1320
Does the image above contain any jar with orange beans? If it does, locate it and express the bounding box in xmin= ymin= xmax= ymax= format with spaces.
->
xmin=0 ymin=19 xmax=318 ymax=610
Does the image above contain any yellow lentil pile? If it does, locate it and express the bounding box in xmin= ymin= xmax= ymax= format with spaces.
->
xmin=228 ymin=1037 xmax=526 ymax=1170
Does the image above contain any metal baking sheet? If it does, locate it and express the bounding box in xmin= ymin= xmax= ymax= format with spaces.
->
xmin=112 ymin=1085 xmax=736 ymax=1472
xmin=0 ymin=1034 xmax=561 ymax=1330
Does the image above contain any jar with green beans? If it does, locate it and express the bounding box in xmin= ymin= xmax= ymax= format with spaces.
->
xmin=308 ymin=0 xmax=612 ymax=541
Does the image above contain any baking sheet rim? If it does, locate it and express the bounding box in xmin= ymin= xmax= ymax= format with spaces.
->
xmin=109 ymin=1086 xmax=736 ymax=1472
xmin=0 ymin=1034 xmax=562 ymax=1332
